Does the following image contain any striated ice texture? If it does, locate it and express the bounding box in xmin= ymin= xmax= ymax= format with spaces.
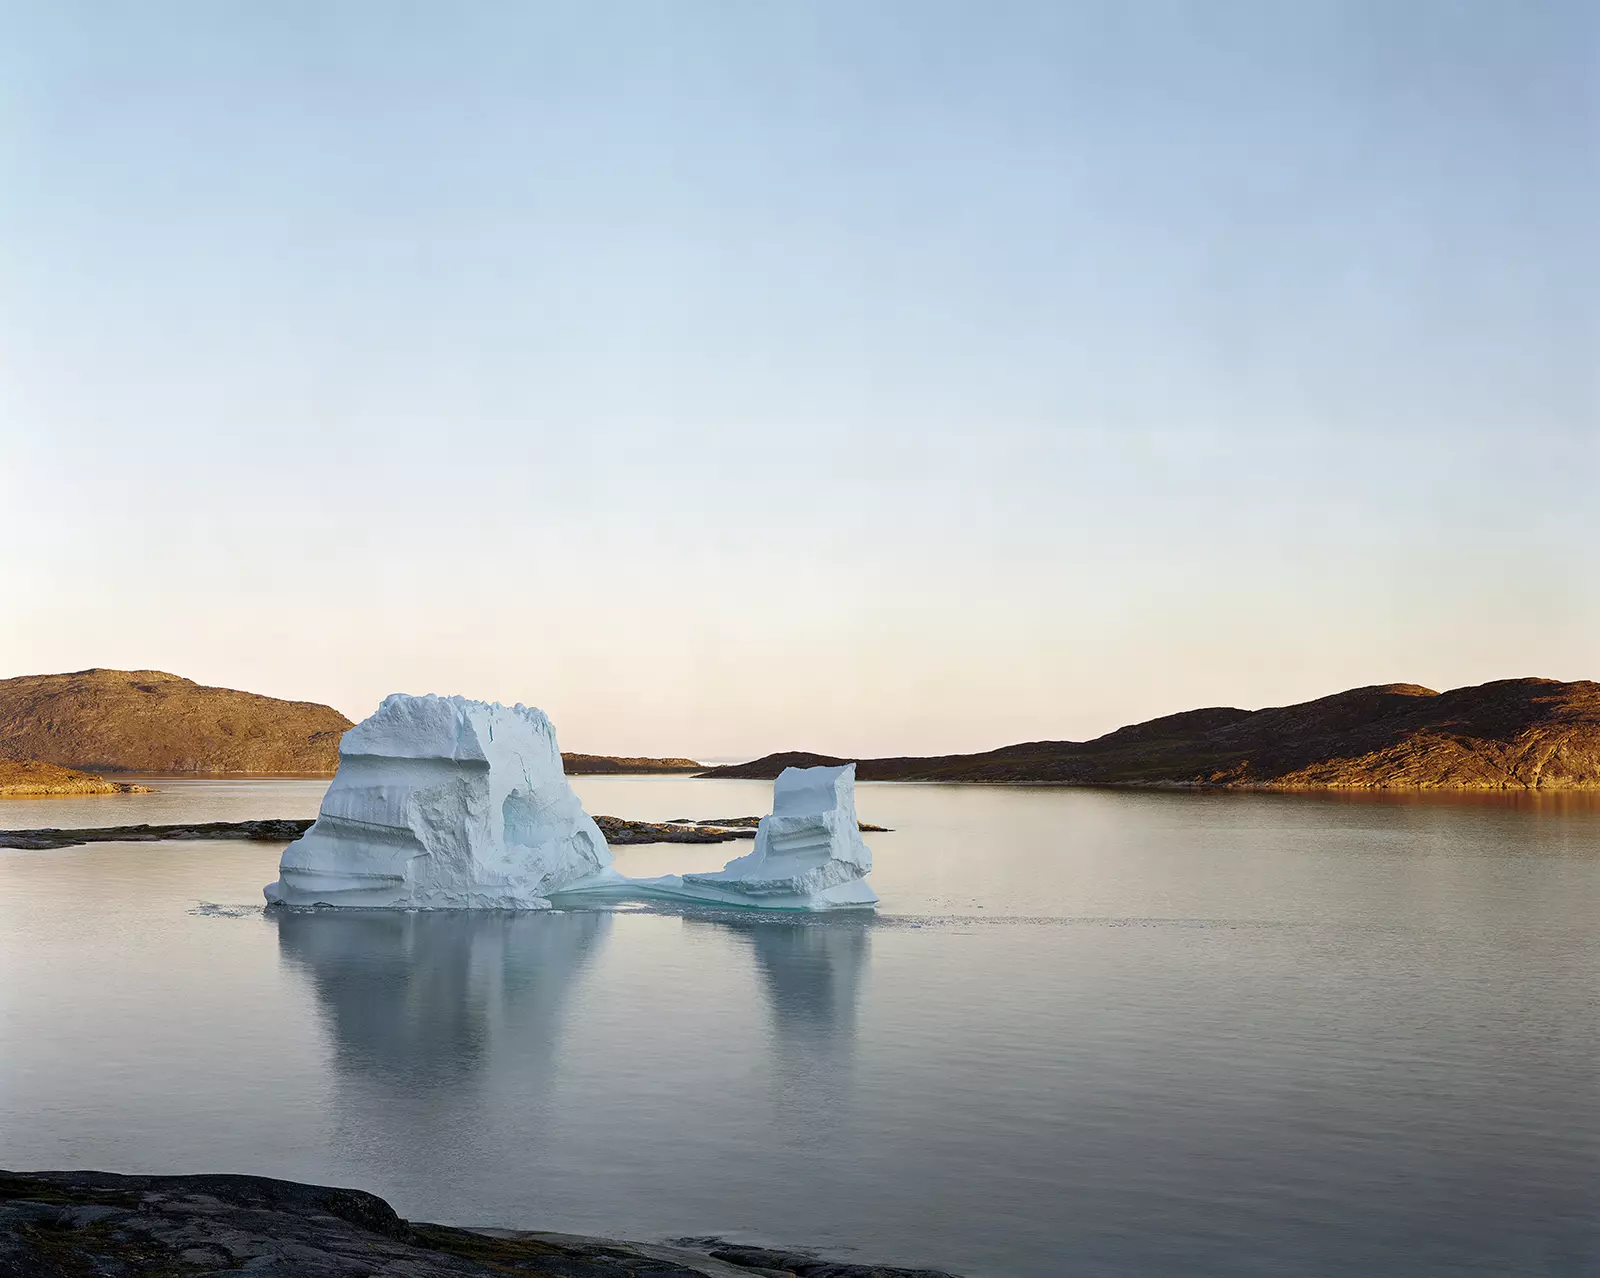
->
xmin=264 ymin=695 xmax=611 ymax=909
xmin=555 ymin=763 xmax=878 ymax=911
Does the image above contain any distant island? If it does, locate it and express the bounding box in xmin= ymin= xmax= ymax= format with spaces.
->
xmin=699 ymin=679 xmax=1600 ymax=789
xmin=0 ymin=670 xmax=701 ymax=777
xmin=561 ymin=753 xmax=703 ymax=774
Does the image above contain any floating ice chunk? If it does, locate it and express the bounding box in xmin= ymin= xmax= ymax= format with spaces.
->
xmin=264 ymin=694 xmax=610 ymax=909
xmin=677 ymin=763 xmax=876 ymax=907
xmin=555 ymin=763 xmax=878 ymax=911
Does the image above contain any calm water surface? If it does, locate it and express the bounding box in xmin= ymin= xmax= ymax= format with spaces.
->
xmin=2 ymin=777 xmax=1598 ymax=1276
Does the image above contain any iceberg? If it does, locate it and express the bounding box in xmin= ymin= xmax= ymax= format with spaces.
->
xmin=554 ymin=763 xmax=879 ymax=911
xmin=264 ymin=692 xmax=877 ymax=913
xmin=264 ymin=694 xmax=611 ymax=909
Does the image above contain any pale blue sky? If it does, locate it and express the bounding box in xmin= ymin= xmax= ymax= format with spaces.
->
xmin=2 ymin=1 xmax=1595 ymax=758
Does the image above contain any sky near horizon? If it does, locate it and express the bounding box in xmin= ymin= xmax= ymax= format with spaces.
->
xmin=2 ymin=1 xmax=1595 ymax=759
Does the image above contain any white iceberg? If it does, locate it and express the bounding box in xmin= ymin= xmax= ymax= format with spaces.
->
xmin=264 ymin=694 xmax=611 ymax=909
xmin=554 ymin=763 xmax=879 ymax=911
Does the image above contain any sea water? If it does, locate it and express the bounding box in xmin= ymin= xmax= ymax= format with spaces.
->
xmin=2 ymin=777 xmax=1597 ymax=1276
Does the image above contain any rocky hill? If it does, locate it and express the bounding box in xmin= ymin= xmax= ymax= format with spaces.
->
xmin=700 ymin=678 xmax=1600 ymax=789
xmin=0 ymin=669 xmax=354 ymax=773
xmin=0 ymin=669 xmax=702 ymax=778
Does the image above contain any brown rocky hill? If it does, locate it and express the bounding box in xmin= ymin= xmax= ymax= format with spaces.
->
xmin=0 ymin=669 xmax=354 ymax=773
xmin=699 ymin=678 xmax=1600 ymax=789
xmin=0 ymin=669 xmax=701 ymax=778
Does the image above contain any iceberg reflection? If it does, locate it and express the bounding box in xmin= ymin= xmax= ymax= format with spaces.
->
xmin=693 ymin=917 xmax=871 ymax=1110
xmin=273 ymin=909 xmax=611 ymax=1160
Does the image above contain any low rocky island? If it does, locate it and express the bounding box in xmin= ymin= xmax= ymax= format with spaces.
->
xmin=685 ymin=816 xmax=889 ymax=831
xmin=563 ymin=753 xmax=704 ymax=774
xmin=598 ymin=815 xmax=890 ymax=845
xmin=0 ymin=758 xmax=150 ymax=797
xmin=0 ymin=1169 xmax=956 ymax=1276
xmin=0 ymin=816 xmax=887 ymax=852
xmin=0 ymin=818 xmax=318 ymax=851
xmin=593 ymin=815 xmax=756 ymax=846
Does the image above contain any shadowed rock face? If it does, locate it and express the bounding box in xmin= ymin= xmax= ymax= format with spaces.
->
xmin=700 ymin=678 xmax=1600 ymax=789
xmin=0 ymin=668 xmax=353 ymax=773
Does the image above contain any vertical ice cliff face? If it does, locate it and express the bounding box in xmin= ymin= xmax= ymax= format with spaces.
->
xmin=264 ymin=695 xmax=611 ymax=909
xmin=554 ymin=762 xmax=878 ymax=910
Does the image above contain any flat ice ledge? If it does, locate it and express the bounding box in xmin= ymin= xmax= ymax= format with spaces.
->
xmin=553 ymin=763 xmax=878 ymax=912
xmin=552 ymin=869 xmax=880 ymax=911
xmin=265 ymin=694 xmax=611 ymax=910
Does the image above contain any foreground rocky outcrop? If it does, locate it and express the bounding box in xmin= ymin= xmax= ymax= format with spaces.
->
xmin=0 ymin=758 xmax=149 ymax=797
xmin=0 ymin=669 xmax=353 ymax=774
xmin=700 ymin=678 xmax=1600 ymax=789
xmin=0 ymin=1169 xmax=957 ymax=1276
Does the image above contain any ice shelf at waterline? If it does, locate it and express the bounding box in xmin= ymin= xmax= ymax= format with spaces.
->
xmin=553 ymin=763 xmax=878 ymax=911
xmin=264 ymin=695 xmax=612 ymax=909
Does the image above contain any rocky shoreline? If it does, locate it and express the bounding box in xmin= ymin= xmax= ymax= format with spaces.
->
xmin=0 ymin=758 xmax=150 ymax=798
xmin=0 ymin=1169 xmax=957 ymax=1276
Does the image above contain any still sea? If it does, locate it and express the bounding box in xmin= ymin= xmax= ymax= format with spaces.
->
xmin=2 ymin=776 xmax=1598 ymax=1276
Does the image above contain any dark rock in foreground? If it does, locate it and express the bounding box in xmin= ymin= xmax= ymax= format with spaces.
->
xmin=0 ymin=1169 xmax=957 ymax=1276
xmin=698 ymin=678 xmax=1600 ymax=789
